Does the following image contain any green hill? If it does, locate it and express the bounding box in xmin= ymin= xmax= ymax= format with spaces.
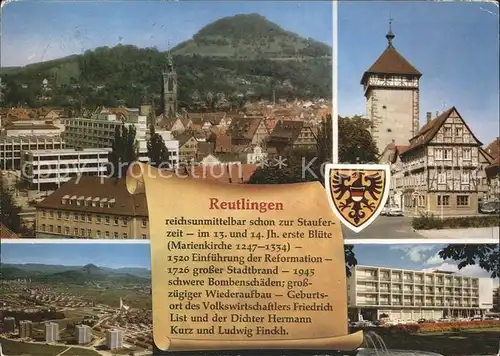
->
xmin=1 ymin=14 xmax=332 ymax=110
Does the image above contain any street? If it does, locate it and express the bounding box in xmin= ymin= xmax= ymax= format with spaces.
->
xmin=342 ymin=216 xmax=421 ymax=239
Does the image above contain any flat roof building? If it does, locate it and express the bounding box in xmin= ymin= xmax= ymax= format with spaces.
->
xmin=347 ymin=265 xmax=494 ymax=322
xmin=0 ymin=135 xmax=65 ymax=169
xmin=21 ymin=148 xmax=110 ymax=191
xmin=75 ymin=324 xmax=92 ymax=344
xmin=106 ymin=328 xmax=123 ymax=350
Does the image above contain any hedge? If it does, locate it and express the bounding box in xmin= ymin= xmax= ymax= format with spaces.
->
xmin=412 ymin=213 xmax=500 ymax=230
xmin=387 ymin=320 xmax=500 ymax=334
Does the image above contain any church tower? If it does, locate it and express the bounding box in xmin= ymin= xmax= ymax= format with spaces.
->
xmin=361 ymin=19 xmax=421 ymax=155
xmin=161 ymin=51 xmax=177 ymax=118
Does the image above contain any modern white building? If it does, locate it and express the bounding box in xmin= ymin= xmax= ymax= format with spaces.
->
xmin=0 ymin=135 xmax=65 ymax=169
xmin=21 ymin=148 xmax=110 ymax=191
xmin=75 ymin=324 xmax=92 ymax=344
xmin=106 ymin=328 xmax=124 ymax=350
xmin=44 ymin=322 xmax=60 ymax=343
xmin=347 ymin=265 xmax=494 ymax=322
xmin=63 ymin=112 xmax=179 ymax=168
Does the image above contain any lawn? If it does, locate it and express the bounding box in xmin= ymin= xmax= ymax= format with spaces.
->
xmin=363 ymin=329 xmax=500 ymax=355
xmin=0 ymin=338 xmax=100 ymax=356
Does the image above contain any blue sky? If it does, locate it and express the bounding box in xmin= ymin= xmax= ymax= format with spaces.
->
xmin=338 ymin=1 xmax=499 ymax=146
xmin=354 ymin=244 xmax=498 ymax=285
xmin=1 ymin=243 xmax=497 ymax=286
xmin=1 ymin=0 xmax=332 ymax=67
xmin=1 ymin=243 xmax=151 ymax=269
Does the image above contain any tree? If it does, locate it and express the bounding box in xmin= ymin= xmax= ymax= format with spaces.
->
xmin=109 ymin=125 xmax=138 ymax=178
xmin=439 ymin=244 xmax=499 ymax=278
xmin=0 ymin=178 xmax=23 ymax=233
xmin=147 ymin=125 xmax=170 ymax=168
xmin=338 ymin=115 xmax=379 ymax=163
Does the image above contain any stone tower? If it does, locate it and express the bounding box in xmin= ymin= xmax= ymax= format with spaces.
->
xmin=361 ymin=19 xmax=422 ymax=155
xmin=161 ymin=51 xmax=177 ymax=118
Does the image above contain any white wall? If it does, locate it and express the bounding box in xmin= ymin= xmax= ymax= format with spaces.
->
xmin=478 ymin=278 xmax=494 ymax=310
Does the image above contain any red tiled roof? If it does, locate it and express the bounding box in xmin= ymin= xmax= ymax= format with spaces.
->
xmin=361 ymin=45 xmax=421 ymax=84
xmin=485 ymin=137 xmax=500 ymax=160
xmin=179 ymin=164 xmax=258 ymax=184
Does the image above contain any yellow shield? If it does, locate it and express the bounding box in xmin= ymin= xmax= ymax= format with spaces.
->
xmin=324 ymin=164 xmax=391 ymax=233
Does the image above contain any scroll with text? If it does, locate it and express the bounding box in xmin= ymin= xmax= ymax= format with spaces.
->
xmin=126 ymin=162 xmax=364 ymax=352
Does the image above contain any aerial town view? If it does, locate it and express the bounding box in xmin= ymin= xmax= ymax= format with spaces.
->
xmin=338 ymin=2 xmax=499 ymax=239
xmin=0 ymin=243 xmax=152 ymax=356
xmin=1 ymin=243 xmax=499 ymax=356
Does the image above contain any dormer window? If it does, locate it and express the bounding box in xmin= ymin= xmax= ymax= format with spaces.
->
xmin=92 ymin=197 xmax=100 ymax=207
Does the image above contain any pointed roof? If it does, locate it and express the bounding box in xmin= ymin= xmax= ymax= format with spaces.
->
xmin=403 ymin=106 xmax=482 ymax=153
xmin=361 ymin=46 xmax=422 ymax=84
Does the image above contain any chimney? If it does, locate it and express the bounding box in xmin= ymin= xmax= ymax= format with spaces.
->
xmin=426 ymin=112 xmax=432 ymax=123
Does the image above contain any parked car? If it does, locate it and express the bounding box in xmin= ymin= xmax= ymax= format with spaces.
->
xmin=388 ymin=206 xmax=404 ymax=216
xmin=479 ymin=201 xmax=500 ymax=214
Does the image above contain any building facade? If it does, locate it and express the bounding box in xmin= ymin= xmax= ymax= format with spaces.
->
xmin=398 ymin=107 xmax=483 ymax=216
xmin=348 ymin=265 xmax=494 ymax=322
xmin=35 ymin=176 xmax=149 ymax=239
xmin=76 ymin=324 xmax=92 ymax=344
xmin=19 ymin=320 xmax=33 ymax=338
xmin=44 ymin=322 xmax=60 ymax=342
xmin=21 ymin=148 xmax=110 ymax=191
xmin=0 ymin=135 xmax=65 ymax=169
xmin=106 ymin=328 xmax=124 ymax=350
xmin=361 ymin=22 xmax=421 ymax=155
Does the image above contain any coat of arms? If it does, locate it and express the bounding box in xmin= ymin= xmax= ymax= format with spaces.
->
xmin=324 ymin=164 xmax=391 ymax=233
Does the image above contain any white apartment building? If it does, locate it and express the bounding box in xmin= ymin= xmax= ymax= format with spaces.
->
xmin=347 ymin=265 xmax=494 ymax=322
xmin=106 ymin=328 xmax=124 ymax=350
xmin=63 ymin=113 xmax=179 ymax=168
xmin=0 ymin=135 xmax=65 ymax=169
xmin=21 ymin=148 xmax=110 ymax=191
xmin=75 ymin=324 xmax=92 ymax=344
xmin=44 ymin=322 xmax=60 ymax=343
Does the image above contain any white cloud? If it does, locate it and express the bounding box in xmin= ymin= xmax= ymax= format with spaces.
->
xmin=390 ymin=245 xmax=438 ymax=263
xmin=425 ymin=253 xmax=444 ymax=266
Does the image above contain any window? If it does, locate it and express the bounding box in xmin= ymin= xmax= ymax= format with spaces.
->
xmin=444 ymin=127 xmax=452 ymax=136
xmin=57 ymin=226 xmax=62 ymax=233
xmin=74 ymin=214 xmax=78 ymax=221
xmin=42 ymin=211 xmax=46 ymax=218
xmin=97 ymin=230 xmax=101 ymax=238
xmin=142 ymin=234 xmax=147 ymax=239
xmin=57 ymin=212 xmax=62 ymax=219
xmin=87 ymin=215 xmax=92 ymax=222
xmin=65 ymin=227 xmax=69 ymax=234
xmin=114 ymin=232 xmax=119 ymax=239
xmin=87 ymin=229 xmax=92 ymax=237
xmin=443 ymin=149 xmax=452 ymax=160
xmin=463 ymin=148 xmax=471 ymax=160
xmin=105 ymin=216 xmax=110 ymax=224
xmin=122 ymin=218 xmax=127 ymax=226
xmin=142 ymin=218 xmax=147 ymax=227
xmin=105 ymin=231 xmax=110 ymax=238
xmin=123 ymin=233 xmax=128 ymax=239
xmin=41 ymin=224 xmax=46 ymax=231
xmin=114 ymin=218 xmax=119 ymax=226
xmin=457 ymin=195 xmax=469 ymax=207
xmin=49 ymin=225 xmax=54 ymax=232
xmin=65 ymin=212 xmax=69 ymax=220
xmin=437 ymin=195 xmax=450 ymax=206
xmin=74 ymin=228 xmax=78 ymax=236
xmin=461 ymin=172 xmax=469 ymax=184
xmin=97 ymin=215 xmax=101 ymax=223
xmin=435 ymin=149 xmax=443 ymax=160
xmin=80 ymin=214 xmax=85 ymax=221
xmin=81 ymin=228 xmax=85 ymax=236
xmin=50 ymin=211 xmax=54 ymax=218
xmin=455 ymin=127 xmax=463 ymax=137
xmin=438 ymin=172 xmax=446 ymax=184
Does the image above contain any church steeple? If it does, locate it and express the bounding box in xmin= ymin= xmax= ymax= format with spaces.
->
xmin=386 ymin=16 xmax=395 ymax=47
xmin=161 ymin=41 xmax=178 ymax=118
